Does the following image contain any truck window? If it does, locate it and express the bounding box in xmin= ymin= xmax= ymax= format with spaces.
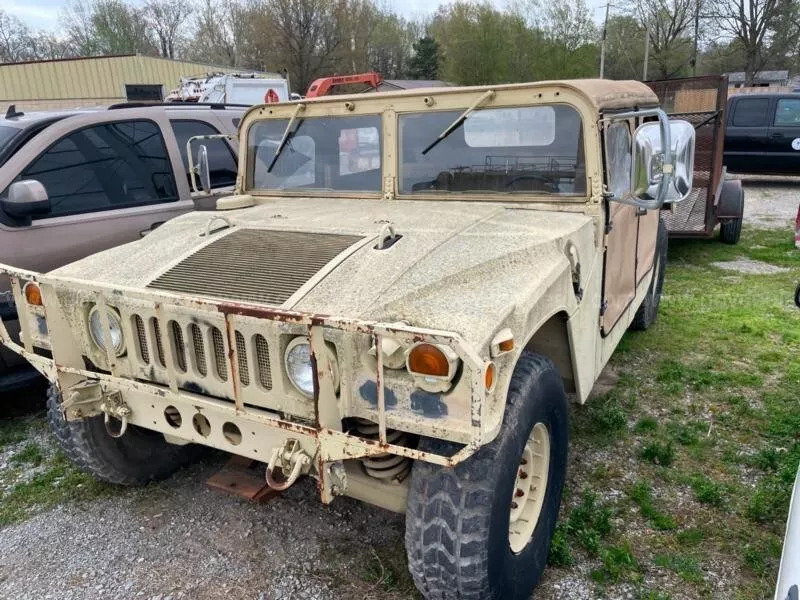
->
xmin=605 ymin=122 xmax=631 ymax=200
xmin=773 ymin=98 xmax=800 ymax=126
xmin=171 ymin=120 xmax=238 ymax=188
xmin=4 ymin=119 xmax=178 ymax=218
xmin=399 ymin=105 xmax=585 ymax=195
xmin=732 ymin=98 xmax=770 ymax=127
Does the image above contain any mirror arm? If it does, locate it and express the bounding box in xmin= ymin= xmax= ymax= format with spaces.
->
xmin=187 ymin=133 xmax=237 ymax=193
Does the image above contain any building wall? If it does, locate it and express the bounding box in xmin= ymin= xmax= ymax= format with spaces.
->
xmin=0 ymin=55 xmax=268 ymax=111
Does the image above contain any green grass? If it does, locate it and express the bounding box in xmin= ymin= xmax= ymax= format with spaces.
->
xmin=654 ymin=553 xmax=704 ymax=584
xmin=563 ymin=227 xmax=800 ymax=598
xmin=10 ymin=442 xmax=44 ymax=467
xmin=640 ymin=440 xmax=675 ymax=467
xmin=0 ymin=451 xmax=115 ymax=527
xmin=690 ymin=474 xmax=724 ymax=507
xmin=628 ymin=480 xmax=676 ymax=530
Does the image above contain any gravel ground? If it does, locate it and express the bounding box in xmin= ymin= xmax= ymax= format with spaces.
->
xmin=738 ymin=174 xmax=799 ymax=230
xmin=0 ymin=181 xmax=797 ymax=600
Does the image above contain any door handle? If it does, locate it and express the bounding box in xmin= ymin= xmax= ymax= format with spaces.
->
xmin=770 ymin=132 xmax=784 ymax=138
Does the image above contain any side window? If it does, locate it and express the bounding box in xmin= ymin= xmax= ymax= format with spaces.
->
xmin=732 ymin=98 xmax=770 ymax=127
xmin=605 ymin=122 xmax=631 ymax=200
xmin=12 ymin=120 xmax=177 ymax=218
xmin=774 ymin=98 xmax=800 ymax=126
xmin=170 ymin=120 xmax=238 ymax=189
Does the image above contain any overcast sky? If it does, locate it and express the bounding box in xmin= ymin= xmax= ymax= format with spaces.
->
xmin=7 ymin=0 xmax=608 ymax=33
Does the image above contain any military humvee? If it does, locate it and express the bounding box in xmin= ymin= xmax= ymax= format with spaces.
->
xmin=0 ymin=80 xmax=694 ymax=599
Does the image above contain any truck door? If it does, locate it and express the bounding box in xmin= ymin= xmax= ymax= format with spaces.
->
xmin=724 ymin=96 xmax=773 ymax=173
xmin=601 ymin=121 xmax=638 ymax=335
xmin=767 ymin=96 xmax=800 ymax=171
xmin=0 ymin=116 xmax=191 ymax=274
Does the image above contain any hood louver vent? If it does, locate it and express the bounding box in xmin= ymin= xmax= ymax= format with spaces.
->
xmin=147 ymin=229 xmax=364 ymax=305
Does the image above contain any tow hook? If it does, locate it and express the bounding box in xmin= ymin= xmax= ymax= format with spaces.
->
xmin=100 ymin=392 xmax=132 ymax=438
xmin=265 ymin=439 xmax=311 ymax=491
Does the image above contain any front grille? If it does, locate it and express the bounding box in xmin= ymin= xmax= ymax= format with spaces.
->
xmin=170 ymin=321 xmax=187 ymax=372
xmin=134 ymin=315 xmax=149 ymax=364
xmin=132 ymin=315 xmax=274 ymax=397
xmin=211 ymin=327 xmax=227 ymax=381
xmin=255 ymin=334 xmax=272 ymax=390
xmin=235 ymin=330 xmax=249 ymax=386
xmin=147 ymin=229 xmax=364 ymax=305
xmin=189 ymin=324 xmax=207 ymax=376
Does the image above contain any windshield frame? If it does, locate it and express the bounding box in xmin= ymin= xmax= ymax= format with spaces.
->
xmin=239 ymin=85 xmax=600 ymax=204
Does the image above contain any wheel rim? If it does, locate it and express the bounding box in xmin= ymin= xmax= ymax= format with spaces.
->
xmin=508 ymin=422 xmax=550 ymax=553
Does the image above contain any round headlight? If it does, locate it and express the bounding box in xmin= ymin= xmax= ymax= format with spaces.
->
xmin=88 ymin=306 xmax=125 ymax=356
xmin=285 ymin=337 xmax=314 ymax=397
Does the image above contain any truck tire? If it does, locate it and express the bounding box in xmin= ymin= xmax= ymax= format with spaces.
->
xmin=718 ymin=179 xmax=744 ymax=245
xmin=630 ymin=219 xmax=667 ymax=331
xmin=46 ymin=384 xmax=202 ymax=486
xmin=405 ymin=352 xmax=568 ymax=600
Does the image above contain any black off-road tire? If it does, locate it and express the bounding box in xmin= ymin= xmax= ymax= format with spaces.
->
xmin=630 ymin=219 xmax=667 ymax=331
xmin=46 ymin=384 xmax=202 ymax=486
xmin=405 ymin=352 xmax=569 ymax=600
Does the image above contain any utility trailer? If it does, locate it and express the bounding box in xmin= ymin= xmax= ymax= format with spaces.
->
xmin=646 ymin=75 xmax=744 ymax=244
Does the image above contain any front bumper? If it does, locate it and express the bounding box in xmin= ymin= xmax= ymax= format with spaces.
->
xmin=0 ymin=264 xmax=500 ymax=505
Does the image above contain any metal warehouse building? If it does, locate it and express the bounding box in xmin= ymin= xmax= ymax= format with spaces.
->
xmin=0 ymin=54 xmax=262 ymax=111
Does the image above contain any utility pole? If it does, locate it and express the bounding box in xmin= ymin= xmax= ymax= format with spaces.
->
xmin=600 ymin=3 xmax=611 ymax=78
xmin=643 ymin=26 xmax=649 ymax=81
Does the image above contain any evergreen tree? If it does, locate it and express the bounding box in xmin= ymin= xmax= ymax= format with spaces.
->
xmin=409 ymin=36 xmax=440 ymax=80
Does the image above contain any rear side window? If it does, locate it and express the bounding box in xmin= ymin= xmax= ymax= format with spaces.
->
xmin=9 ymin=119 xmax=178 ymax=218
xmin=732 ymin=98 xmax=770 ymax=127
xmin=774 ymin=98 xmax=800 ymax=126
xmin=170 ymin=120 xmax=238 ymax=189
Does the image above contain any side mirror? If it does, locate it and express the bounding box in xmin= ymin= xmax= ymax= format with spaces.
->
xmin=632 ymin=120 xmax=695 ymax=208
xmin=1 ymin=180 xmax=50 ymax=219
xmin=196 ymin=145 xmax=211 ymax=193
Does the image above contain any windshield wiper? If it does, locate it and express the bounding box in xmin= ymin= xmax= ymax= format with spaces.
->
xmin=421 ymin=89 xmax=495 ymax=155
xmin=267 ymin=103 xmax=306 ymax=173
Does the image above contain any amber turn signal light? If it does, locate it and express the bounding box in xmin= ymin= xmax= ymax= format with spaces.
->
xmin=485 ymin=362 xmax=496 ymax=391
xmin=407 ymin=343 xmax=451 ymax=378
xmin=23 ymin=282 xmax=43 ymax=306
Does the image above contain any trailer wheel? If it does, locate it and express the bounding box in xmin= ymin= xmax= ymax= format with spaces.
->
xmin=719 ymin=179 xmax=744 ymax=245
xmin=631 ymin=219 xmax=667 ymax=331
xmin=405 ymin=352 xmax=568 ymax=600
xmin=46 ymin=384 xmax=203 ymax=486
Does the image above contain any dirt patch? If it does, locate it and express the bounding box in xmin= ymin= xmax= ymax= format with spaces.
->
xmin=711 ymin=258 xmax=790 ymax=275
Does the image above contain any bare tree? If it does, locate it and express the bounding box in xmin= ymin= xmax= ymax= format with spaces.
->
xmin=266 ymin=0 xmax=341 ymax=91
xmin=708 ymin=0 xmax=785 ymax=84
xmin=0 ymin=9 xmax=35 ymax=63
xmin=630 ymin=0 xmax=695 ymax=78
xmin=144 ymin=0 xmax=193 ymax=59
xmin=191 ymin=0 xmax=252 ymax=67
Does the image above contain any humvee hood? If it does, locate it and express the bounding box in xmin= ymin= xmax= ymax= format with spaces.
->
xmin=51 ymin=198 xmax=592 ymax=344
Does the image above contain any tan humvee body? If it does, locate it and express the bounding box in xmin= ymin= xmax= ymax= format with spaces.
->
xmin=0 ymin=80 xmax=661 ymax=512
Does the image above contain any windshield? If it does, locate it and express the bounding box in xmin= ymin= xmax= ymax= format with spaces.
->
xmin=247 ymin=114 xmax=381 ymax=192
xmin=399 ymin=105 xmax=585 ymax=195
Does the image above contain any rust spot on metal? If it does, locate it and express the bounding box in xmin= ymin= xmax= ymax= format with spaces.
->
xmin=216 ymin=301 xmax=318 ymax=323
